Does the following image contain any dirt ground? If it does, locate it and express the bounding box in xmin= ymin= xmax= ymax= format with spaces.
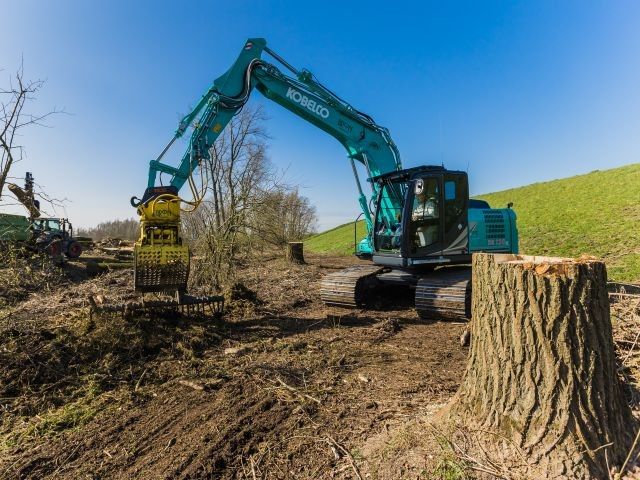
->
xmin=0 ymin=253 xmax=471 ymax=479
xmin=0 ymin=252 xmax=638 ymax=479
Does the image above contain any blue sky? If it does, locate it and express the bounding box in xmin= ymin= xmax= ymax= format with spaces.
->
xmin=1 ymin=1 xmax=639 ymax=230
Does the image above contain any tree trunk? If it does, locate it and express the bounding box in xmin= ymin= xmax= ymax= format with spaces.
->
xmin=447 ymin=253 xmax=635 ymax=479
xmin=286 ymin=242 xmax=305 ymax=264
xmin=7 ymin=182 xmax=40 ymax=218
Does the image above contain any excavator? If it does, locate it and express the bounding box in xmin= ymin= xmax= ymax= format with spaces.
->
xmin=129 ymin=38 xmax=518 ymax=320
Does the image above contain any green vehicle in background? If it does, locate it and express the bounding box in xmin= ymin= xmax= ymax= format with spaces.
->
xmin=0 ymin=213 xmax=83 ymax=258
xmin=0 ymin=173 xmax=85 ymax=259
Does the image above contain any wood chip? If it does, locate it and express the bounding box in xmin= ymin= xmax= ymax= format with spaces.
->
xmin=535 ymin=264 xmax=551 ymax=275
xmin=224 ymin=346 xmax=248 ymax=356
xmin=178 ymin=379 xmax=204 ymax=391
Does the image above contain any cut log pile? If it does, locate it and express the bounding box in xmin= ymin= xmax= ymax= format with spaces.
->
xmin=95 ymin=238 xmax=134 ymax=261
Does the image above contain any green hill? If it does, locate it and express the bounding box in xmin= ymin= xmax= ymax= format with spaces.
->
xmin=304 ymin=219 xmax=368 ymax=256
xmin=305 ymin=163 xmax=640 ymax=282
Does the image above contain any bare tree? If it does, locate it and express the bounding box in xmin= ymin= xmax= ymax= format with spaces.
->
xmin=204 ymin=106 xmax=274 ymax=230
xmin=0 ymin=62 xmax=61 ymax=199
xmin=182 ymin=105 xmax=317 ymax=288
xmin=252 ymin=189 xmax=317 ymax=246
xmin=77 ymin=218 xmax=139 ymax=241
xmin=183 ymin=105 xmax=278 ymax=287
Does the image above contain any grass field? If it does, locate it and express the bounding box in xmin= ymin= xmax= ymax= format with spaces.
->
xmin=304 ymin=220 xmax=368 ymax=256
xmin=304 ymin=163 xmax=640 ymax=282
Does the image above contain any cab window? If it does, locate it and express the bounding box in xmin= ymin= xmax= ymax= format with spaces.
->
xmin=444 ymin=175 xmax=467 ymax=234
xmin=374 ymin=181 xmax=405 ymax=253
xmin=410 ymin=178 xmax=439 ymax=253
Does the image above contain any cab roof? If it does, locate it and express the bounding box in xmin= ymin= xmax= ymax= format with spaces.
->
xmin=368 ymin=165 xmax=466 ymax=183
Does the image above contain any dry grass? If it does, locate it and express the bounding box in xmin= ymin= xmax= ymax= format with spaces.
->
xmin=611 ymin=295 xmax=640 ymax=479
xmin=393 ymin=292 xmax=640 ymax=480
xmin=0 ymin=247 xmax=64 ymax=305
xmin=1 ymin=247 xmax=638 ymax=479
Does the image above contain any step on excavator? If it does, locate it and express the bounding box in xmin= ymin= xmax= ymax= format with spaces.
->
xmin=117 ymin=38 xmax=517 ymax=320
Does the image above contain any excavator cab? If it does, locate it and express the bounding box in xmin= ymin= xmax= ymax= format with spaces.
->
xmin=406 ymin=170 xmax=469 ymax=259
xmin=370 ymin=165 xmax=517 ymax=270
xmin=371 ymin=166 xmax=487 ymax=270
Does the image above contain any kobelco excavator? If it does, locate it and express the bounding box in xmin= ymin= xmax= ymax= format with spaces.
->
xmin=130 ymin=38 xmax=518 ymax=320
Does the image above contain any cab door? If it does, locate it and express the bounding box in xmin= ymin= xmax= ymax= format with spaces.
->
xmin=441 ymin=173 xmax=469 ymax=255
xmin=406 ymin=172 xmax=469 ymax=259
xmin=406 ymin=175 xmax=444 ymax=257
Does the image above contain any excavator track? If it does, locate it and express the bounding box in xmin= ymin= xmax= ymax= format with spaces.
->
xmin=320 ymin=265 xmax=385 ymax=307
xmin=415 ymin=267 xmax=471 ymax=320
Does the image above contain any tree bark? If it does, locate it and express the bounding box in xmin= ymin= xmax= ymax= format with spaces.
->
xmin=7 ymin=182 xmax=40 ymax=218
xmin=447 ymin=253 xmax=635 ymax=479
xmin=286 ymin=242 xmax=305 ymax=264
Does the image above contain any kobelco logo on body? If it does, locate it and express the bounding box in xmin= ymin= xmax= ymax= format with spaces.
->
xmin=286 ymin=88 xmax=330 ymax=119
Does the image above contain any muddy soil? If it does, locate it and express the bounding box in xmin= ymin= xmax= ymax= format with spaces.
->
xmin=2 ymin=252 xmax=637 ymax=479
xmin=0 ymin=253 xmax=468 ymax=479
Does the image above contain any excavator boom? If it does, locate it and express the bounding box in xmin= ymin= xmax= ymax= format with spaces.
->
xmin=132 ymin=38 xmax=404 ymax=294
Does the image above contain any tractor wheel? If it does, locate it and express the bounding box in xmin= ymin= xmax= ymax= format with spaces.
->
xmin=66 ymin=241 xmax=83 ymax=258
xmin=45 ymin=239 xmax=63 ymax=257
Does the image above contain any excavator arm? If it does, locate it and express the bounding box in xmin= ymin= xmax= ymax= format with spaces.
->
xmin=7 ymin=172 xmax=40 ymax=219
xmin=133 ymin=38 xmax=403 ymax=293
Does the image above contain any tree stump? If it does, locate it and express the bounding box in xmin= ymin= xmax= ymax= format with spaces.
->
xmin=286 ymin=242 xmax=305 ymax=264
xmin=446 ymin=253 xmax=635 ymax=479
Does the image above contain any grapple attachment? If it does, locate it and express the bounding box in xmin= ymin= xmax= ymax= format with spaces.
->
xmin=134 ymin=242 xmax=189 ymax=292
xmin=134 ymin=187 xmax=189 ymax=293
xmin=89 ymin=292 xmax=224 ymax=321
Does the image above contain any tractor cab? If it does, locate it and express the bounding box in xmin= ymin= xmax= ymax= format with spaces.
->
xmin=32 ymin=218 xmax=62 ymax=234
xmin=371 ymin=166 xmax=470 ymax=269
xmin=32 ymin=217 xmax=73 ymax=238
xmin=31 ymin=217 xmax=83 ymax=258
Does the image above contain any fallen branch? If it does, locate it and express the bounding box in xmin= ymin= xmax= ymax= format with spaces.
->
xmin=275 ymin=376 xmax=321 ymax=405
xmin=622 ymin=330 xmax=640 ymax=365
xmin=620 ymin=426 xmax=640 ymax=477
xmin=134 ymin=368 xmax=148 ymax=392
xmin=326 ymin=435 xmax=363 ymax=480
xmin=610 ymin=293 xmax=640 ymax=299
xmin=250 ymin=455 xmax=258 ymax=480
